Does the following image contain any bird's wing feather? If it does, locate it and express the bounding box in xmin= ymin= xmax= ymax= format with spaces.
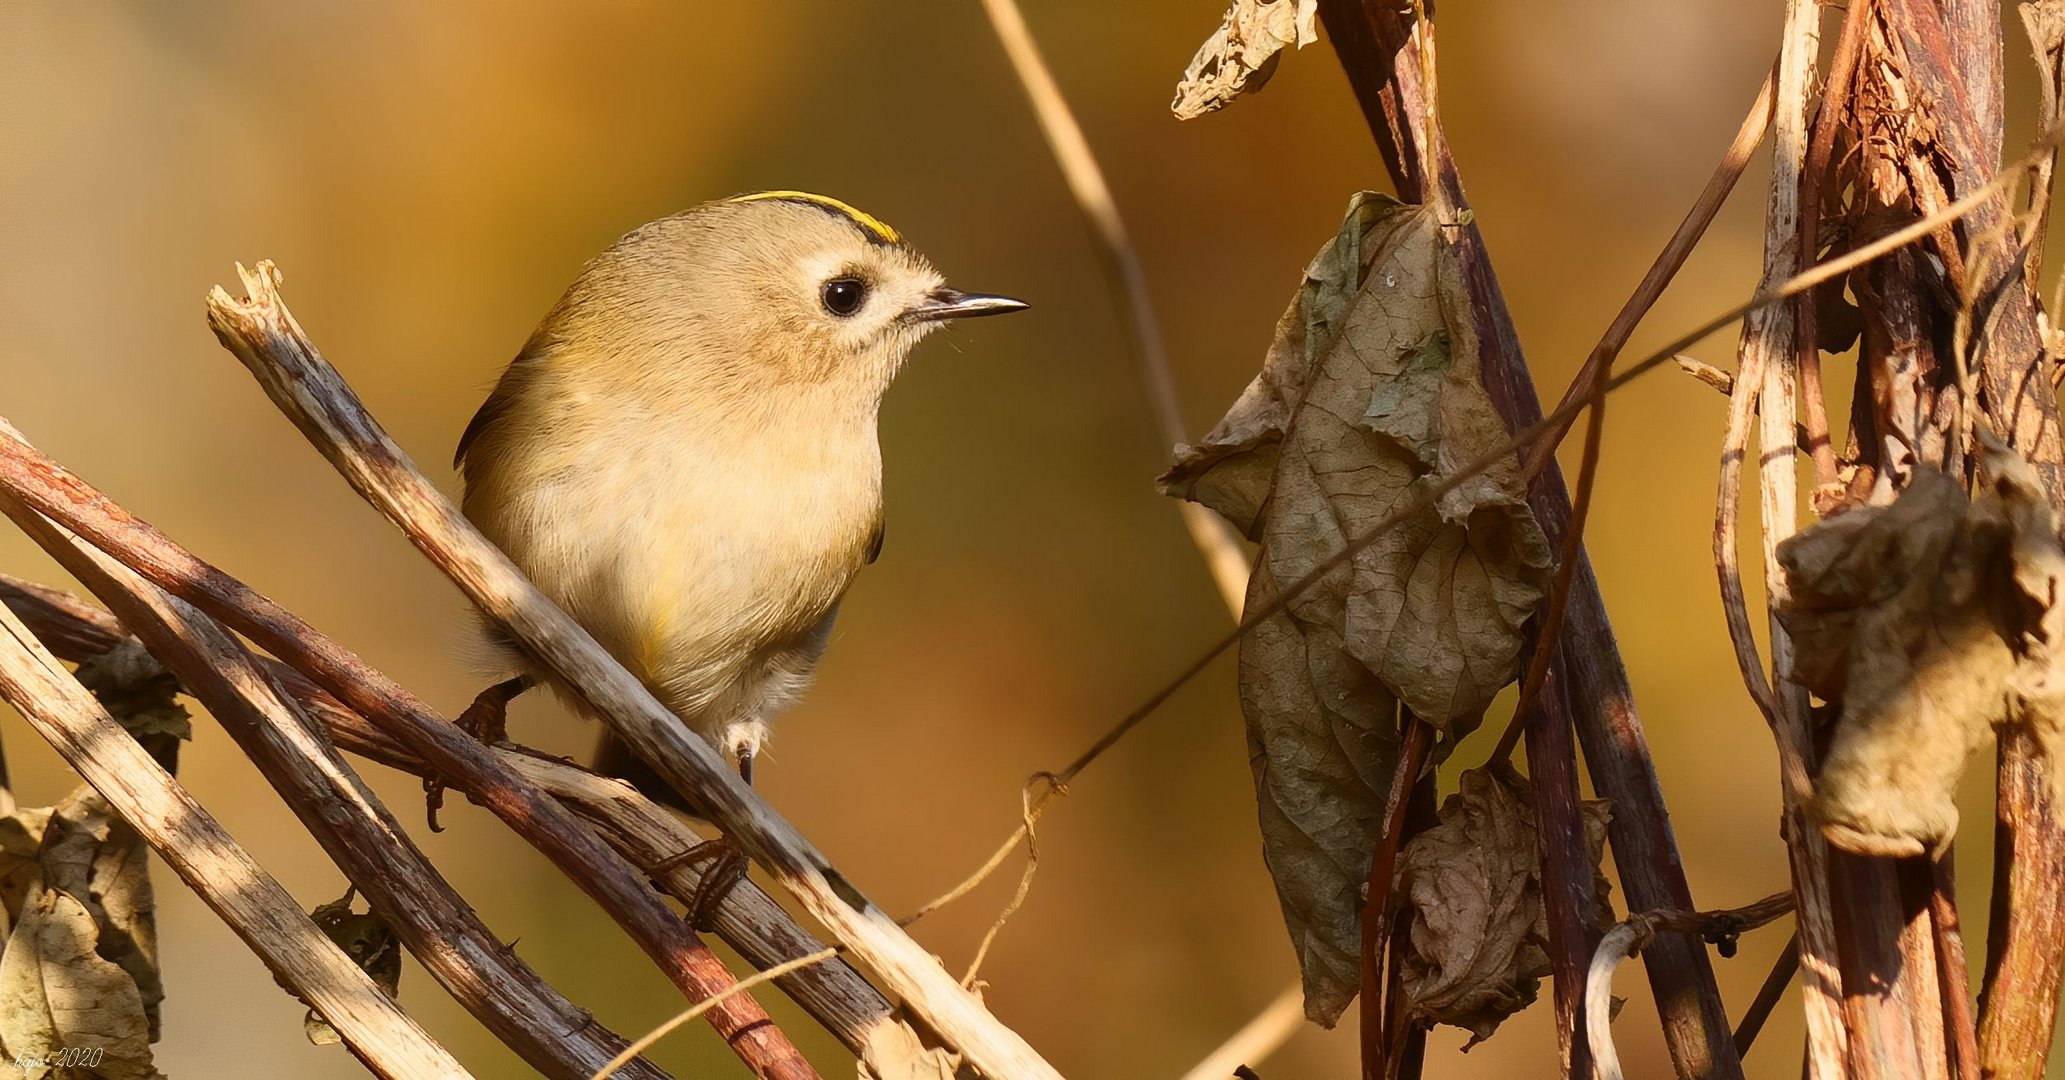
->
xmin=454 ymin=378 xmax=517 ymax=469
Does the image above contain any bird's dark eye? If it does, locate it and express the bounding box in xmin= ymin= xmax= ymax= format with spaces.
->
xmin=821 ymin=277 xmax=868 ymax=317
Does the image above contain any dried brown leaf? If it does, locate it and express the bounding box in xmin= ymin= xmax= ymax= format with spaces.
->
xmin=1161 ymin=193 xmax=1551 ymax=1023
xmin=0 ymin=790 xmax=163 ymax=1078
xmin=74 ymin=641 xmax=189 ymax=746
xmin=291 ymin=890 xmax=401 ymax=1046
xmin=1170 ymin=0 xmax=1318 ymax=120
xmin=1778 ymin=437 xmax=2065 ymax=855
xmin=857 ymin=1024 xmax=969 ymax=1080
xmin=1393 ymin=768 xmax=1610 ymax=1048
xmin=0 ymin=797 xmax=53 ymax=934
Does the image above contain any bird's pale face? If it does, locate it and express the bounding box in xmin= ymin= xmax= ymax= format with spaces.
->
xmin=708 ymin=195 xmax=1028 ymax=390
xmin=782 ymin=236 xmax=954 ymax=383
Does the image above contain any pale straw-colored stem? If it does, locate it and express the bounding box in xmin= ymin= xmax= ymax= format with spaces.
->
xmin=1176 ymin=982 xmax=1305 ymax=1080
xmin=1721 ymin=1 xmax=1845 ymax=1075
xmin=0 ymin=599 xmax=467 ymax=1079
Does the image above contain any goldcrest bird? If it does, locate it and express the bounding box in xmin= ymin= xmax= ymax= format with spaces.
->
xmin=452 ymin=191 xmax=1025 ymax=916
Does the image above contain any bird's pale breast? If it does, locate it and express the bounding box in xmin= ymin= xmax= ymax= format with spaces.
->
xmin=465 ymin=374 xmax=883 ymax=744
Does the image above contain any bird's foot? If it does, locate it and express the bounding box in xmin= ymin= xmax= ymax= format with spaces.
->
xmin=424 ymin=675 xmax=533 ymax=832
xmin=648 ymin=835 xmax=749 ymax=931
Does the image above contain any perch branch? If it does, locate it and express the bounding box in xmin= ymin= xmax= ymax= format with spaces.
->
xmin=0 ymin=503 xmax=667 ymax=1080
xmin=979 ymin=0 xmax=1250 ymax=616
xmin=0 ymin=417 xmax=816 ymax=1079
xmin=0 ymin=599 xmax=467 ymax=1079
xmin=198 ymin=265 xmax=1061 ymax=1080
xmin=0 ymin=575 xmax=951 ymax=1075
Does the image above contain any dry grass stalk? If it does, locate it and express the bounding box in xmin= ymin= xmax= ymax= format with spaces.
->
xmin=1176 ymin=983 xmax=1305 ymax=1080
xmin=0 ymin=594 xmax=466 ymax=1079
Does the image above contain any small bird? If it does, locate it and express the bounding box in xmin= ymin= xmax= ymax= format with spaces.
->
xmin=452 ymin=192 xmax=1025 ymax=919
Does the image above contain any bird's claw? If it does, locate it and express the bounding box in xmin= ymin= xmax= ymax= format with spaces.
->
xmin=649 ymin=836 xmax=749 ymax=931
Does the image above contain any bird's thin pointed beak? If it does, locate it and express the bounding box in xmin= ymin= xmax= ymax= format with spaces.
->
xmin=908 ymin=288 xmax=1030 ymax=323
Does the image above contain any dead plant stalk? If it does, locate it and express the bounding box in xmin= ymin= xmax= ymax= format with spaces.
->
xmin=0 ymin=600 xmax=466 ymax=1080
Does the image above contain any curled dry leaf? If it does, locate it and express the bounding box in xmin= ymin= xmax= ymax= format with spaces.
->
xmin=289 ymin=890 xmax=401 ymax=1046
xmin=0 ymin=788 xmax=163 ymax=1079
xmin=856 ymin=1023 xmax=970 ymax=1080
xmin=1170 ymin=0 xmax=1318 ymax=120
xmin=1393 ymin=768 xmax=1611 ymax=1048
xmin=1777 ymin=435 xmax=2065 ymax=855
xmin=1161 ymin=194 xmax=1551 ymax=1022
xmin=74 ymin=640 xmax=190 ymax=748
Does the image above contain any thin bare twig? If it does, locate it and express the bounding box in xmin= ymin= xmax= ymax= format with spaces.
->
xmin=0 ymin=574 xmax=950 ymax=1076
xmin=978 ymin=0 xmax=1251 ymax=616
xmin=1676 ymin=356 xmax=1737 ymax=396
xmin=0 ymin=504 xmax=665 ymax=1080
xmin=197 ymin=266 xmax=1059 ymax=1080
xmin=1494 ymin=61 xmax=1779 ymax=767
xmin=1732 ymin=933 xmax=1801 ymax=1058
xmin=916 ymin=0 xmax=1264 ymax=977
xmin=0 ymin=600 xmax=468 ymax=1080
xmin=1359 ymin=718 xmax=1433 ymax=1080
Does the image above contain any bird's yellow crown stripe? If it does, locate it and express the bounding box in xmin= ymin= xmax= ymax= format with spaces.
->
xmin=727 ymin=191 xmax=903 ymax=245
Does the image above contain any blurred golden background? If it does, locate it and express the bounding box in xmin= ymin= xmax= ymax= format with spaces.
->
xmin=1 ymin=2 xmax=2044 ymax=1077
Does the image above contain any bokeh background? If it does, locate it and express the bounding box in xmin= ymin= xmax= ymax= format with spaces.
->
xmin=1 ymin=2 xmax=2053 ymax=1077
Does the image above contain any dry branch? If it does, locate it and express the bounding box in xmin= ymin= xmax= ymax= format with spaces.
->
xmin=198 ymin=264 xmax=1060 ymax=1080
xmin=0 ymin=575 xmax=957 ymax=1077
xmin=0 ymin=597 xmax=467 ymax=1079
xmin=0 ymin=504 xmax=666 ymax=1080
xmin=0 ymin=417 xmax=815 ymax=1079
